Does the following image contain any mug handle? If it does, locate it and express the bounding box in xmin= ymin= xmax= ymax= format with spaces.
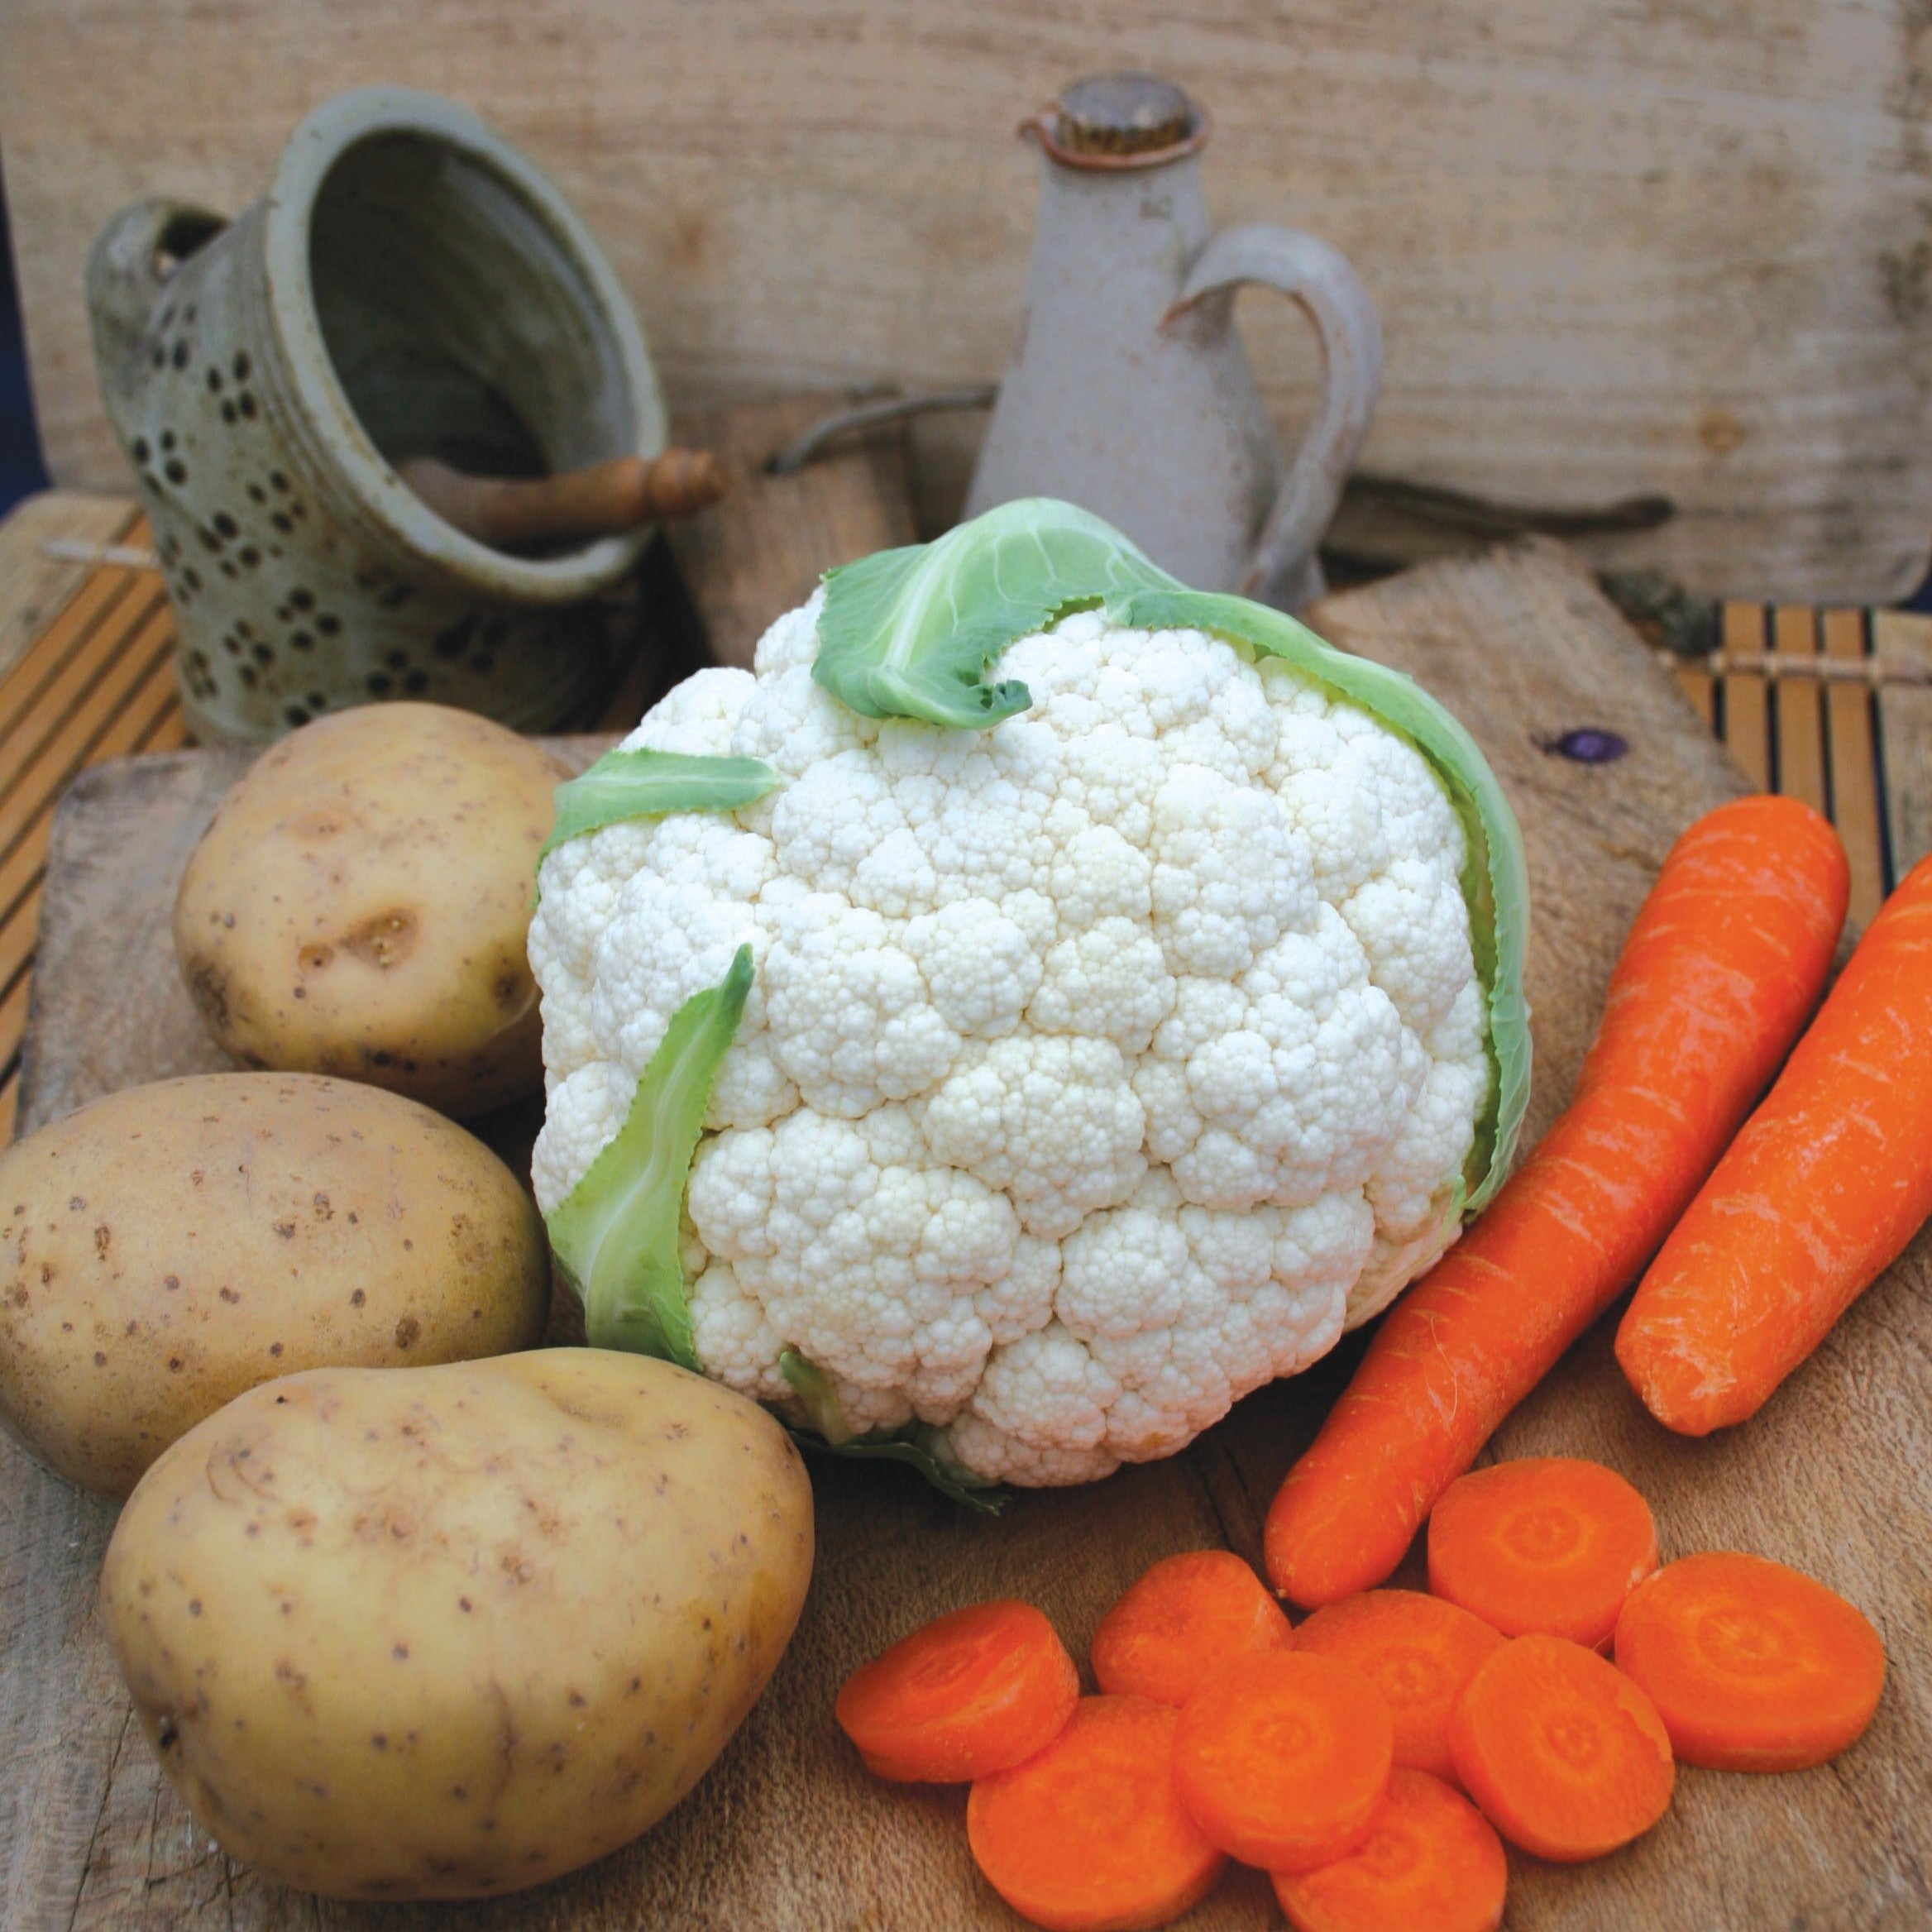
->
xmin=1164 ymin=223 xmax=1382 ymax=610
xmin=85 ymin=199 xmax=228 ymax=418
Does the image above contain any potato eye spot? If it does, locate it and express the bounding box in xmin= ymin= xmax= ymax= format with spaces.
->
xmin=341 ymin=911 xmax=418 ymax=969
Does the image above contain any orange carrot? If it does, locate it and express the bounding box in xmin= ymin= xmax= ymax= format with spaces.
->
xmin=1267 ymin=796 xmax=1848 ymax=1606
xmin=1271 ymin=1769 xmax=1508 ymax=1932
xmin=967 ymin=1695 xmax=1226 ymax=1932
xmin=1427 ymin=1457 xmax=1658 ymax=1651
xmin=1171 ymin=1651 xmax=1393 ymax=1872
xmin=1293 ymin=1589 xmax=1503 ymax=1781
xmin=1091 ymin=1550 xmax=1293 ymax=1707
xmin=836 ymin=1599 xmax=1078 ymax=1782
xmin=1613 ymin=1552 xmax=1886 ymax=1771
xmin=1618 ymin=851 xmax=1932 ymax=1432
xmin=1448 ymin=1633 xmax=1675 ymax=1861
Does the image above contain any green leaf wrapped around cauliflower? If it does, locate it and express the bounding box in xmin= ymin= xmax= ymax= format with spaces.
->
xmin=530 ymin=501 xmax=1529 ymax=1491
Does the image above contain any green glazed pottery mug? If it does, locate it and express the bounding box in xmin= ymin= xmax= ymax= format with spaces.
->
xmin=87 ymin=87 xmax=663 ymax=743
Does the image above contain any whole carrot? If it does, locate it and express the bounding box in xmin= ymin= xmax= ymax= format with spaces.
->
xmin=1618 ymin=852 xmax=1932 ymax=1433
xmin=1266 ymin=796 xmax=1848 ymax=1607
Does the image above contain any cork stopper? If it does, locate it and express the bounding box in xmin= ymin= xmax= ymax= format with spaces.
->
xmin=1026 ymin=74 xmax=1208 ymax=170
xmin=1053 ymin=74 xmax=1198 ymax=157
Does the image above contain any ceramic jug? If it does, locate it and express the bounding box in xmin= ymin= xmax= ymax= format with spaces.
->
xmin=87 ymin=88 xmax=663 ymax=744
xmin=964 ymin=74 xmax=1380 ymax=611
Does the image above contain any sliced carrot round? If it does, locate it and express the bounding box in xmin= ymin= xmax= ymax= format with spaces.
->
xmin=967 ymin=1695 xmax=1226 ymax=1932
xmin=1172 ymin=1650 xmax=1393 ymax=1872
xmin=1449 ymin=1633 xmax=1674 ymax=1861
xmin=836 ymin=1599 xmax=1078 ymax=1782
xmin=1294 ymin=1589 xmax=1504 ymax=1782
xmin=1091 ymin=1550 xmax=1293 ymax=1707
xmin=1272 ymin=1769 xmax=1508 ymax=1932
xmin=1427 ymin=1456 xmax=1658 ymax=1650
xmin=1613 ymin=1552 xmax=1885 ymax=1772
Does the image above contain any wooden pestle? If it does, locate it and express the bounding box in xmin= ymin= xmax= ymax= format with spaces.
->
xmin=397 ymin=447 xmax=728 ymax=551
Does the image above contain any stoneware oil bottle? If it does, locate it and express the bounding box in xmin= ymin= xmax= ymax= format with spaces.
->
xmin=965 ymin=73 xmax=1380 ymax=611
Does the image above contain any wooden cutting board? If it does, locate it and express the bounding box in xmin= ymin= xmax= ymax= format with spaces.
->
xmin=2 ymin=541 xmax=1928 ymax=1930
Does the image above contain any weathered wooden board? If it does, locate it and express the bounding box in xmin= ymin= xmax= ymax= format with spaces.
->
xmin=0 ymin=493 xmax=144 ymax=688
xmin=2 ymin=539 xmax=1929 ymax=1930
xmin=5 ymin=2 xmax=1932 ymax=603
xmin=1875 ymin=609 xmax=1932 ymax=885
xmin=666 ymin=394 xmax=919 ymax=667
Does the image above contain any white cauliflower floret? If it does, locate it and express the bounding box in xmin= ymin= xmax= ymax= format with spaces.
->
xmin=751 ymin=584 xmax=828 ymax=676
xmin=967 ymin=1320 xmax=1121 ymax=1452
xmin=529 ymin=1059 xmax=634 ymax=1209
xmin=687 ymin=1107 xmax=1037 ymax=1424
xmin=687 ymin=1260 xmax=794 ymax=1406
xmin=1149 ymin=765 xmax=1316 ymax=977
xmin=620 ymin=666 xmax=755 ymax=756
xmin=1027 ymin=918 xmax=1174 ymax=1052
xmin=921 ymin=1035 xmax=1147 ymax=1239
xmin=761 ymin=895 xmax=959 ymax=1115
xmin=533 ymin=593 xmax=1499 ymax=1487
xmin=904 ymin=901 xmax=1042 ymax=1038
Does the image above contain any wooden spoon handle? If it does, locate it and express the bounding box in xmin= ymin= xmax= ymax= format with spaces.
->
xmin=398 ymin=449 xmax=729 ymax=550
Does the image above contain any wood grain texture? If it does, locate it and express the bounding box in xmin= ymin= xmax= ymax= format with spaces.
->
xmin=2 ymin=541 xmax=1929 ymax=1929
xmin=666 ymin=395 xmax=920 ymax=667
xmin=0 ymin=532 xmax=179 ymax=1106
xmin=1719 ymin=600 xmax=1772 ymax=792
xmin=1876 ymin=609 xmax=1932 ymax=881
xmin=1823 ymin=606 xmax=1887 ymax=928
xmin=5 ymin=1 xmax=1932 ymax=602
xmin=1773 ymin=604 xmax=1828 ymax=815
xmin=0 ymin=493 xmax=143 ymax=686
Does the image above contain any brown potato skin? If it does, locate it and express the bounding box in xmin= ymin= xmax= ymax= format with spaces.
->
xmin=0 ymin=1073 xmax=548 ymax=1495
xmin=101 ymin=1351 xmax=815 ymax=1900
xmin=174 ymin=703 xmax=568 ymax=1117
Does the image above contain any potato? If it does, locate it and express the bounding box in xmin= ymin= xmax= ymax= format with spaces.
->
xmin=175 ymin=702 xmax=569 ymax=1116
xmin=0 ymin=1073 xmax=548 ymax=1495
xmin=102 ymin=1350 xmax=814 ymax=1899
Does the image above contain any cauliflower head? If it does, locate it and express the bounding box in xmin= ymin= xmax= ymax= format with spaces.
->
xmin=532 ymin=501 xmax=1528 ymax=1491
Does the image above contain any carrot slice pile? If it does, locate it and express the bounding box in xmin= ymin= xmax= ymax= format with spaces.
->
xmin=1271 ymin=1769 xmax=1508 ymax=1932
xmin=1171 ymin=1650 xmax=1393 ymax=1872
xmin=1294 ymin=1589 xmax=1504 ymax=1781
xmin=1091 ymin=1550 xmax=1293 ymax=1707
xmin=1613 ymin=1552 xmax=1886 ymax=1772
xmin=836 ymin=1599 xmax=1078 ymax=1782
xmin=1427 ymin=1457 xmax=1659 ymax=1651
xmin=967 ymin=1695 xmax=1225 ymax=1932
xmin=1449 ymin=1633 xmax=1675 ymax=1861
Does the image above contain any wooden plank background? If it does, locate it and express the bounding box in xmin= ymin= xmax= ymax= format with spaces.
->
xmin=4 ymin=0 xmax=1932 ymax=603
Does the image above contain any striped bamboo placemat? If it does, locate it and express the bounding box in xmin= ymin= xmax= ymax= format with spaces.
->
xmin=1670 ymin=604 xmax=1932 ymax=935
xmin=0 ymin=507 xmax=189 ymax=1141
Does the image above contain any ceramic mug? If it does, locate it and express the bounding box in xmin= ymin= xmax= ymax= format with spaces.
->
xmin=88 ymin=87 xmax=663 ymax=743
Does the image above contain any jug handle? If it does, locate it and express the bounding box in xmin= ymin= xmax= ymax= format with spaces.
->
xmin=86 ymin=199 xmax=228 ymax=420
xmin=1165 ymin=223 xmax=1381 ymax=609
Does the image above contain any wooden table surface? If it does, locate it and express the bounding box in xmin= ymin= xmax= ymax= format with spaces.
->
xmin=2 ymin=409 xmax=1931 ymax=1929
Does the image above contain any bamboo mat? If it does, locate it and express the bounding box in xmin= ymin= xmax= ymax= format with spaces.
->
xmin=1668 ymin=603 xmax=1927 ymax=937
xmin=0 ymin=501 xmax=188 ymax=1143
xmin=2 ymin=486 xmax=1929 ymax=1147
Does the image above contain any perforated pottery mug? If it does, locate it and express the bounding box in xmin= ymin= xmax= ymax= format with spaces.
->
xmin=965 ymin=74 xmax=1381 ymax=612
xmin=87 ymin=87 xmax=664 ymax=743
